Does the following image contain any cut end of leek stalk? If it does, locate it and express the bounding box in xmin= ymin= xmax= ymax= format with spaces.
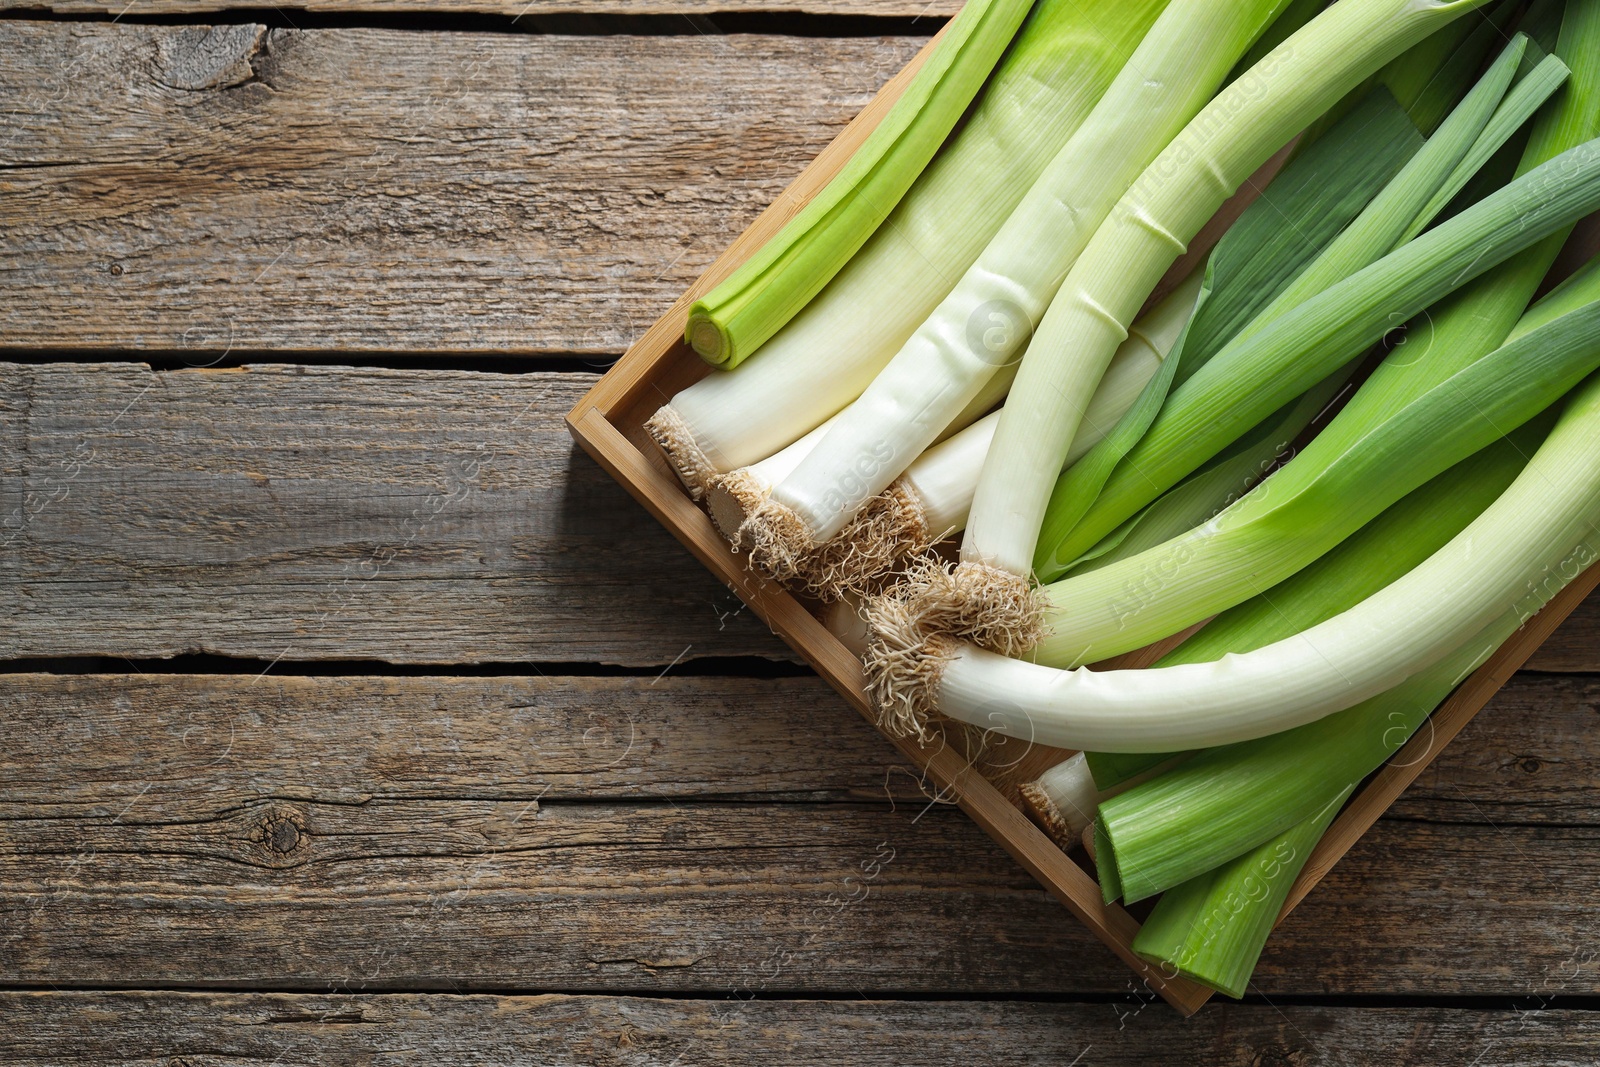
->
xmin=1018 ymin=781 xmax=1082 ymax=851
xmin=1021 ymin=752 xmax=1105 ymax=849
xmin=686 ymin=311 xmax=730 ymax=367
xmin=707 ymin=467 xmax=766 ymax=542
xmin=645 ymin=403 xmax=718 ymax=501
xmin=715 ymin=469 xmax=935 ymax=601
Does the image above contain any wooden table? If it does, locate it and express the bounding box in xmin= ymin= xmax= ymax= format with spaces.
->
xmin=4 ymin=6 xmax=1599 ymax=1062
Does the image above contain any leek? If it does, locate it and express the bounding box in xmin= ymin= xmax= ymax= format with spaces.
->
xmin=1031 ymin=135 xmax=1600 ymax=580
xmin=1088 ymin=427 xmax=1538 ymax=891
xmin=1018 ymin=752 xmax=1101 ymax=849
xmin=684 ymin=0 xmax=1035 ymax=369
xmin=790 ymin=80 xmax=1422 ymax=600
xmin=1131 ymin=787 xmax=1350 ymax=998
xmin=1022 ymin=750 xmax=1182 ymax=850
xmin=1036 ymin=29 xmax=1568 ymax=580
xmin=1031 ymin=5 xmax=1600 ymax=661
xmin=872 ymin=363 xmax=1600 ymax=752
xmin=1039 ymin=5 xmax=1597 ymax=577
xmin=1133 ymin=517 xmax=1575 ymax=995
xmin=736 ymin=271 xmax=1202 ymax=599
xmin=1032 ymin=261 xmax=1600 ymax=667
xmin=1106 ymin=558 xmax=1573 ymax=903
xmin=739 ymin=0 xmax=1293 ymax=578
xmin=1061 ymin=367 xmax=1353 ymax=577
xmin=1029 ymin=89 xmax=1425 ymax=581
xmin=647 ymin=0 xmax=1172 ymax=496
xmin=1081 ymin=426 xmax=1539 ymax=791
xmin=952 ymin=0 xmax=1495 ymax=645
xmin=705 ymin=361 xmax=1020 ymax=543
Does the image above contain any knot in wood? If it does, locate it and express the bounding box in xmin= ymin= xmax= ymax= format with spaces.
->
xmin=1251 ymin=1046 xmax=1305 ymax=1067
xmin=251 ymin=807 xmax=307 ymax=860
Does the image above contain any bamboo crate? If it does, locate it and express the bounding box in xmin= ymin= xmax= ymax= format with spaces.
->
xmin=567 ymin=30 xmax=1600 ymax=1014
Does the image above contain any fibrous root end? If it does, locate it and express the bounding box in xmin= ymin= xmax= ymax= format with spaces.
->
xmin=645 ymin=404 xmax=717 ymax=502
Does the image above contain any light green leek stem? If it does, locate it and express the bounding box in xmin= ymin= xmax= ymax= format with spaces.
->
xmin=1034 ymin=129 xmax=1600 ymax=581
xmin=685 ymin=0 xmax=1034 ymax=369
xmin=1398 ymin=0 xmax=1523 ymax=134
xmin=1034 ymin=2 xmax=1600 ymax=661
xmin=1397 ymin=51 xmax=1569 ymax=244
xmin=1131 ymin=786 xmax=1351 ymax=998
xmin=1036 ymin=29 xmax=1573 ymax=577
xmin=1063 ymin=365 xmax=1353 ymax=578
xmin=1082 ymin=423 xmax=1535 ymax=791
xmin=659 ymin=0 xmax=1175 ymax=482
xmin=1094 ymin=820 xmax=1121 ymax=905
xmin=961 ymin=0 xmax=1495 ymax=580
xmin=1090 ymin=426 xmax=1539 ymax=894
xmin=1105 ymin=514 xmax=1577 ymax=905
xmin=1034 ymin=263 xmax=1600 ymax=667
xmin=766 ymin=0 xmax=1292 ymax=545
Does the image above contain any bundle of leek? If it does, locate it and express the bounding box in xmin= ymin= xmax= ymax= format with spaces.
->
xmin=646 ymin=0 xmax=1171 ymax=497
xmin=733 ymin=0 xmax=1297 ymax=582
xmin=638 ymin=0 xmax=1600 ymax=1006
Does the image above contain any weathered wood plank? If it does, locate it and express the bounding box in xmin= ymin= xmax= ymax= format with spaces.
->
xmin=1 ymin=671 xmax=1593 ymax=818
xmin=4 ymin=675 xmax=1600 ymax=997
xmin=4 ymin=809 xmax=1599 ymax=995
xmin=1525 ymin=593 xmax=1600 ymax=670
xmin=0 ymin=673 xmax=918 ymax=805
xmin=0 ymin=363 xmax=792 ymax=665
xmin=0 ymin=20 xmax=925 ymax=354
xmin=8 ymin=360 xmax=1600 ymax=668
xmin=1393 ymin=673 xmax=1600 ymax=825
xmin=1 ymin=0 xmax=957 ymax=12
xmin=4 ymin=991 xmax=1597 ymax=1066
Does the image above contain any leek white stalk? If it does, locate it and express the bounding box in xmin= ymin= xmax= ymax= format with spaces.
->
xmin=901 ymin=282 xmax=1198 ymax=534
xmin=1019 ymin=750 xmax=1184 ymax=850
xmin=727 ymin=271 xmax=1202 ymax=600
xmin=685 ymin=0 xmax=1037 ymax=369
xmin=738 ymin=0 xmax=1292 ymax=577
xmin=951 ymin=0 xmax=1494 ymax=650
xmin=871 ymin=366 xmax=1600 ymax=752
xmin=646 ymin=0 xmax=1172 ymax=497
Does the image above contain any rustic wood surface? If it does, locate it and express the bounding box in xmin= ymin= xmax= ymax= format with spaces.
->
xmin=2 ymin=671 xmax=1598 ymax=998
xmin=0 ymin=20 xmax=924 ymax=355
xmin=5 ymin=991 xmax=1598 ymax=1066
xmin=0 ymin=364 xmax=789 ymax=666
xmin=5 ymin=360 xmax=1595 ymax=669
xmin=4 ymin=7 xmax=1600 ymax=1061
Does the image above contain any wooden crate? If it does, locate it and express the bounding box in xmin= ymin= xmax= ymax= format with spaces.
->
xmin=566 ymin=31 xmax=1600 ymax=1014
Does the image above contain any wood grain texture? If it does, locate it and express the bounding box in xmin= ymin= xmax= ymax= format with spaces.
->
xmin=0 ymin=20 xmax=925 ymax=355
xmin=0 ymin=673 xmax=918 ymax=805
xmin=2 ymin=671 xmax=1591 ymax=820
xmin=5 ymin=991 xmax=1598 ymax=1066
xmin=1525 ymin=593 xmax=1600 ymax=670
xmin=6 ymin=801 xmax=1600 ymax=995
xmin=0 ymin=363 xmax=792 ymax=665
xmin=9 ymin=358 xmax=1599 ymax=669
xmin=3 ymin=671 xmax=1599 ymax=996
